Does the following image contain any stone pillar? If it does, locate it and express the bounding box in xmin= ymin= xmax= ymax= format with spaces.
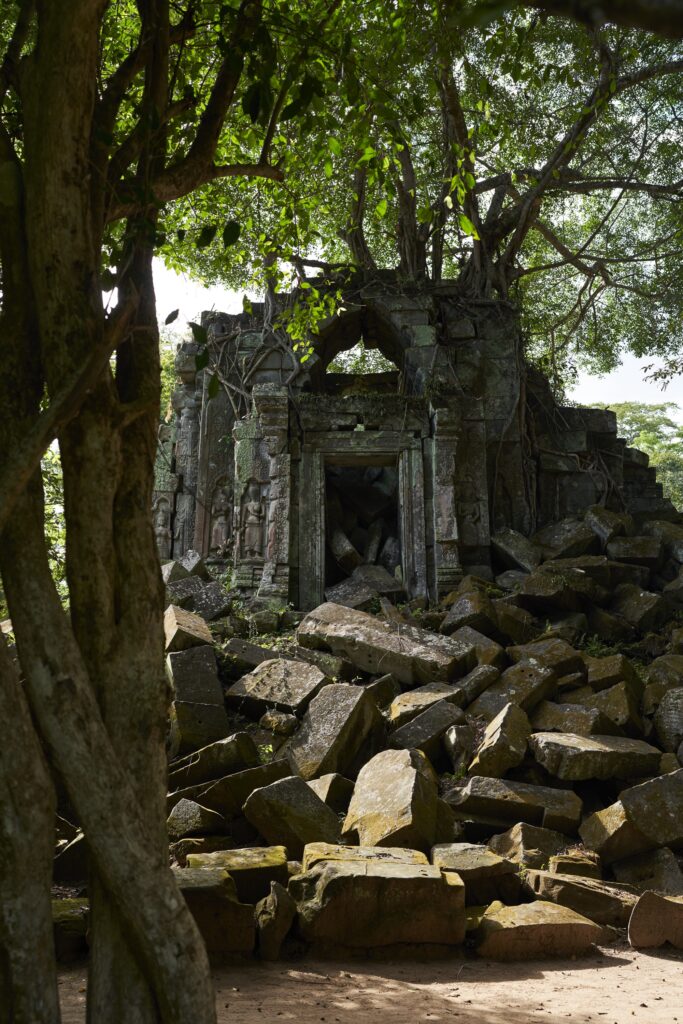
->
xmin=430 ymin=406 xmax=462 ymax=598
xmin=253 ymin=386 xmax=291 ymax=603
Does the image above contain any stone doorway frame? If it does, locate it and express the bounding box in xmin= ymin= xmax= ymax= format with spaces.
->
xmin=298 ymin=430 xmax=428 ymax=610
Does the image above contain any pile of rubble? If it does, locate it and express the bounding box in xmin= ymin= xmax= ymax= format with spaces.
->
xmin=53 ymin=507 xmax=683 ymax=963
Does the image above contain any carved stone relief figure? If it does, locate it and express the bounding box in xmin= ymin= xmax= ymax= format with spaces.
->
xmin=209 ymin=480 xmax=232 ymax=557
xmin=153 ymin=498 xmax=172 ymax=560
xmin=239 ymin=479 xmax=267 ymax=560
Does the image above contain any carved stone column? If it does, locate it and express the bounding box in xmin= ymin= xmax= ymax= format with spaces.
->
xmin=430 ymin=405 xmax=462 ymax=597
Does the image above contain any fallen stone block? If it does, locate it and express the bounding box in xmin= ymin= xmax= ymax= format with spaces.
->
xmin=171 ymin=836 xmax=236 ymax=867
xmin=443 ymin=721 xmax=476 ymax=775
xmin=364 ymin=672 xmax=401 ymax=708
xmin=255 ymin=881 xmax=297 ymax=960
xmin=175 ymin=867 xmax=255 ymax=958
xmin=642 ymin=519 xmax=683 ymax=562
xmin=587 ymin=606 xmax=637 ymax=643
xmin=468 ymin=702 xmax=530 ymax=777
xmin=388 ymin=682 xmax=463 ymax=728
xmin=170 ymin=760 xmax=292 ymax=817
xmin=166 ymin=575 xmax=206 ymax=609
xmin=450 ymin=627 xmax=506 ymax=669
xmin=169 ymin=701 xmax=230 ymax=758
xmin=431 ymin=843 xmax=520 ymax=905
xmin=161 ymin=560 xmax=191 ymax=585
xmin=342 ymin=748 xmax=438 ymax=851
xmin=488 ymin=823 xmax=567 ymax=869
xmin=290 ymin=859 xmax=466 ymax=949
xmin=606 ymin=536 xmax=663 ymax=569
xmin=301 ymin=842 xmax=429 ymax=872
xmin=164 ymin=604 xmax=214 ymax=652
xmin=166 ymin=645 xmax=223 ymax=706
xmin=530 ymin=701 xmax=619 ymax=737
xmin=491 ymin=528 xmax=543 ymax=573
xmin=225 ymin=658 xmax=329 ymax=719
xmin=167 ymin=798 xmax=226 ymax=842
xmin=585 ymin=506 xmax=633 ymax=546
xmin=492 ymin=599 xmax=539 ymax=643
xmin=328 ymin=527 xmax=363 ymax=574
xmin=586 ymin=652 xmax=641 ymax=692
xmin=529 ymin=732 xmax=661 ymax=781
xmin=467 ymin=660 xmax=556 ymax=721
xmin=547 ymin=851 xmax=601 ymax=879
xmin=613 ymin=848 xmax=683 ymax=895
xmin=389 ymin=699 xmax=466 ymax=761
xmin=496 ymin=570 xmax=529 ymax=591
xmin=178 ymin=549 xmax=212 ymax=580
xmin=243 ymin=775 xmax=341 ymax=857
xmin=168 ymin=733 xmax=260 ymax=791
xmin=324 ymin=576 xmax=377 ymax=610
xmin=191 ymin=581 xmax=232 ymax=621
xmin=447 ymin=777 xmax=582 ymax=834
xmin=533 ymin=518 xmax=600 ymax=559
xmin=524 ymin=870 xmax=637 ymax=927
xmin=185 ymin=845 xmax=288 ymax=903
xmin=286 ymin=682 xmax=384 ymax=780
xmin=352 ymin=563 xmax=405 ymax=597
xmin=473 ymin=900 xmax=604 ymax=960
xmin=507 ymin=638 xmax=586 ymax=682
xmin=579 ymin=769 xmax=683 ymax=863
xmin=654 ymin=687 xmax=683 ymax=752
xmin=610 ymin=584 xmax=664 ymax=632
xmin=583 ymin=681 xmax=644 ymax=736
xmin=516 ymin=569 xmax=600 ymax=613
xmin=628 ymin=890 xmax=683 ymax=949
xmin=297 ymin=602 xmax=475 ymax=685
xmin=643 ymin=655 xmax=683 ymax=715
xmin=260 ymin=709 xmax=298 ymax=736
xmin=307 ymin=773 xmax=354 ymax=814
xmin=440 ymin=591 xmax=502 ymax=640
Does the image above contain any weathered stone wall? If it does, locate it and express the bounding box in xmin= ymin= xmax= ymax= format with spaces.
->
xmin=154 ymin=280 xmax=674 ymax=608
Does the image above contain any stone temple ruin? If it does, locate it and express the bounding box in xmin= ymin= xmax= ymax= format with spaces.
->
xmin=154 ymin=277 xmax=673 ymax=607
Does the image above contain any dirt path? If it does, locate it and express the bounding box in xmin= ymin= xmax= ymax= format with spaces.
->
xmin=59 ymin=944 xmax=683 ymax=1023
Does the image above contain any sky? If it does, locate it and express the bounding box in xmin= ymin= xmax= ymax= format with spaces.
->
xmin=153 ymin=260 xmax=683 ymax=421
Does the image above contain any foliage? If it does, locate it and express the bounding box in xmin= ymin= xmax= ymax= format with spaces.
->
xmin=327 ymin=341 xmax=396 ymax=374
xmin=595 ymin=401 xmax=683 ymax=506
xmin=41 ymin=446 xmax=68 ymax=604
xmin=159 ymin=341 xmax=178 ymax=423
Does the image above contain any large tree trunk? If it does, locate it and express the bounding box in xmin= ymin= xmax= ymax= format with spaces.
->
xmin=0 ymin=4 xmax=217 ymax=1020
xmin=0 ymin=634 xmax=59 ymax=1024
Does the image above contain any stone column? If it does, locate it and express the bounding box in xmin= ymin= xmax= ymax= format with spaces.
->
xmin=430 ymin=406 xmax=462 ymax=598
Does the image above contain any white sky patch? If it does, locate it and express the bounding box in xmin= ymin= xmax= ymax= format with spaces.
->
xmin=153 ymin=260 xmax=683 ymax=422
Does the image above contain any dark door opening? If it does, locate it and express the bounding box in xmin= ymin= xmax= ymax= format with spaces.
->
xmin=324 ymin=461 xmax=402 ymax=594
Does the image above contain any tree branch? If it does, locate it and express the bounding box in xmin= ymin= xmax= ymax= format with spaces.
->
xmin=516 ymin=0 xmax=683 ymax=41
xmin=0 ymin=0 xmax=35 ymax=103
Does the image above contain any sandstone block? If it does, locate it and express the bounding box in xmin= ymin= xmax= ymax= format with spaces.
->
xmin=342 ymin=748 xmax=438 ymax=851
xmin=255 ymin=881 xmax=297 ymax=960
xmin=507 ymin=638 xmax=586 ymax=682
xmin=301 ymin=842 xmax=429 ymax=872
xmin=628 ymin=890 xmax=683 ymax=949
xmin=490 ymin=528 xmax=543 ymax=573
xmin=447 ymin=777 xmax=582 ymax=834
xmin=440 ymin=591 xmax=501 ymax=640
xmin=613 ymin=848 xmax=683 ymax=895
xmin=586 ymin=652 xmax=641 ymax=692
xmin=226 ymin=658 xmax=329 ymax=718
xmin=468 ymin=702 xmax=530 ymax=777
xmin=606 ymin=536 xmax=663 ymax=569
xmin=166 ymin=645 xmax=223 ymax=705
xmin=533 ymin=518 xmax=600 ymax=559
xmin=168 ymin=733 xmax=260 ymax=791
xmin=530 ymin=732 xmax=660 ymax=781
xmin=431 ymin=842 xmax=519 ymax=905
xmin=530 ymin=701 xmax=619 ymax=737
xmin=178 ymin=549 xmax=211 ymax=580
xmin=290 ymin=859 xmax=466 ymax=949
xmin=167 ymin=798 xmax=226 ymax=842
xmin=488 ymin=823 xmax=567 ymax=868
xmin=467 ymin=660 xmax=556 ymax=721
xmin=175 ymin=867 xmax=255 ymax=957
xmin=161 ymin=560 xmax=190 ymax=585
xmin=450 ymin=627 xmax=506 ymax=669
xmin=170 ymin=760 xmax=292 ymax=818
xmin=547 ymin=852 xmax=601 ymax=878
xmin=585 ymin=506 xmax=633 ymax=546
xmin=389 ymin=699 xmax=466 ymax=760
xmin=492 ymin=600 xmax=539 ymax=643
xmin=473 ymin=900 xmax=604 ymax=959
xmin=297 ymin=602 xmax=475 ymax=685
xmin=610 ymin=584 xmax=664 ymax=632
xmin=654 ymin=687 xmax=683 ymax=752
xmin=169 ymin=701 xmax=230 ymax=758
xmin=525 ymin=870 xmax=637 ymax=926
xmin=192 ymin=581 xmax=232 ymax=621
xmin=242 ymin=776 xmax=341 ymax=857
xmin=307 ymin=773 xmax=355 ymax=814
xmin=186 ymin=845 xmax=288 ymax=903
xmin=164 ymin=604 xmax=213 ymax=651
xmin=286 ymin=682 xmax=384 ymax=780
xmin=388 ymin=683 xmax=463 ymax=728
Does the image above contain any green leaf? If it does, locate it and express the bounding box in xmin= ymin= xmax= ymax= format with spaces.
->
xmin=458 ymin=213 xmax=480 ymax=240
xmin=207 ymin=373 xmax=220 ymax=400
xmin=222 ymin=221 xmax=241 ymax=247
xmin=189 ymin=321 xmax=208 ymax=346
xmin=375 ymin=198 xmax=388 ymax=218
xmin=197 ymin=224 xmax=218 ymax=248
xmin=324 ymin=160 xmax=333 ymax=179
xmin=164 ymin=309 xmax=179 ymax=325
xmin=195 ymin=348 xmax=209 ymax=371
xmin=242 ymin=81 xmax=262 ymax=123
xmin=328 ymin=137 xmax=342 ymax=157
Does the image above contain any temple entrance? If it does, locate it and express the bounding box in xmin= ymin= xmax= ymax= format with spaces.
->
xmin=324 ymin=461 xmax=401 ymax=596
